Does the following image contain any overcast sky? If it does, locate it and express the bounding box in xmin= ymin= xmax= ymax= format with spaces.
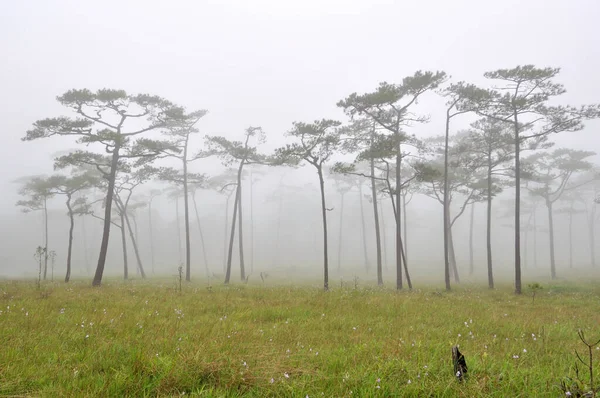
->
xmin=1 ymin=0 xmax=599 ymax=213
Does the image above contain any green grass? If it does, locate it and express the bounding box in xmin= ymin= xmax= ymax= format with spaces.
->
xmin=1 ymin=278 xmax=600 ymax=397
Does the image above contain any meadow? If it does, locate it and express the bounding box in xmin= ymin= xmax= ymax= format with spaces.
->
xmin=1 ymin=277 xmax=599 ymax=397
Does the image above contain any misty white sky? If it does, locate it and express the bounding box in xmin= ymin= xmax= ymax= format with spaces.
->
xmin=1 ymin=0 xmax=599 ymax=214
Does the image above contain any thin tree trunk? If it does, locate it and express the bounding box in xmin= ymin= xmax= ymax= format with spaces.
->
xmin=379 ymin=197 xmax=388 ymax=270
xmin=337 ymin=192 xmax=345 ymax=271
xmin=358 ymin=182 xmax=369 ymax=272
xmin=43 ymin=196 xmax=48 ymax=280
xmin=533 ymin=205 xmax=538 ymax=268
xmin=590 ymin=203 xmax=596 ymax=267
xmin=371 ymin=157 xmax=383 ymax=286
xmin=443 ymin=111 xmax=451 ymax=291
xmin=395 ymin=145 xmax=403 ymax=290
xmin=133 ymin=214 xmax=140 ymax=276
xmin=237 ymin=169 xmax=246 ymax=281
xmin=224 ymin=192 xmax=231 ymax=273
xmin=317 ymin=166 xmax=329 ymax=291
xmin=122 ymin=209 xmax=146 ymax=279
xmin=513 ymin=110 xmax=522 ymax=294
xmin=191 ymin=192 xmax=209 ymax=278
xmin=80 ymin=194 xmax=90 ymax=275
xmin=148 ymin=198 xmax=155 ymax=274
xmin=65 ymin=194 xmax=74 ymax=283
xmin=225 ymin=183 xmax=240 ymax=284
xmin=120 ymin=212 xmax=128 ymax=280
xmin=448 ymin=221 xmax=460 ymax=283
xmin=469 ymin=202 xmax=475 ymax=276
xmin=92 ymin=145 xmax=120 ymax=286
xmin=569 ymin=203 xmax=574 ymax=269
xmin=175 ymin=196 xmax=182 ymax=266
xmin=183 ymin=143 xmax=192 ymax=281
xmin=402 ymin=193 xmax=408 ymax=262
xmin=250 ymin=170 xmax=255 ymax=274
xmin=273 ymin=191 xmax=283 ymax=268
xmin=547 ymin=199 xmax=557 ymax=279
xmin=486 ymin=156 xmax=494 ymax=289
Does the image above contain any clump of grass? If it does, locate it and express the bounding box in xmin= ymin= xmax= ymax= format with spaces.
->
xmin=0 ymin=279 xmax=600 ymax=396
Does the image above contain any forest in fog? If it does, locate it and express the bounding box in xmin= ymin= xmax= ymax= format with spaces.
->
xmin=4 ymin=65 xmax=600 ymax=294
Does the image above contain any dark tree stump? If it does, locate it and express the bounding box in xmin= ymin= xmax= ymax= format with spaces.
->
xmin=452 ymin=346 xmax=468 ymax=382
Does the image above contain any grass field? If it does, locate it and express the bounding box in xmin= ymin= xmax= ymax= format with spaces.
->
xmin=1 ymin=277 xmax=599 ymax=397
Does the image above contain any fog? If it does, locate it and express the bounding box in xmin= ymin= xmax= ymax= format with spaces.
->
xmin=1 ymin=0 xmax=599 ymax=285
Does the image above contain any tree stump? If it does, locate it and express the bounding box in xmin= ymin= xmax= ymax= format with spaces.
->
xmin=452 ymin=346 xmax=468 ymax=382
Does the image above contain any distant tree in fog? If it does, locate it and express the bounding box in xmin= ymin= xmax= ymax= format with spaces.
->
xmin=15 ymin=176 xmax=56 ymax=280
xmin=273 ymin=119 xmax=342 ymax=291
xmin=523 ymin=148 xmax=596 ymax=279
xmin=463 ymin=118 xmax=514 ymax=288
xmin=203 ymin=127 xmax=267 ymax=284
xmin=338 ymin=70 xmax=447 ymax=290
xmin=44 ymin=169 xmax=100 ymax=282
xmin=481 ymin=65 xmax=600 ymax=294
xmin=22 ymin=89 xmax=186 ymax=286
xmin=153 ymin=110 xmax=207 ymax=281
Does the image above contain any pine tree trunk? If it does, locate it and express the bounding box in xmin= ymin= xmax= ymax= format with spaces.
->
xmin=443 ymin=111 xmax=451 ymax=291
xmin=65 ymin=194 xmax=74 ymax=283
xmin=237 ymin=170 xmax=246 ymax=281
xmin=317 ymin=165 xmax=330 ymax=291
xmin=547 ymin=198 xmax=557 ymax=279
xmin=395 ymin=145 xmax=403 ymax=290
xmin=358 ymin=182 xmax=369 ymax=272
xmin=148 ymin=199 xmax=155 ymax=274
xmin=183 ymin=143 xmax=192 ymax=281
xmin=379 ymin=198 xmax=388 ymax=270
xmin=337 ymin=193 xmax=345 ymax=271
xmin=469 ymin=202 xmax=475 ymax=276
xmin=225 ymin=184 xmax=240 ymax=284
xmin=486 ymin=158 xmax=494 ymax=289
xmin=93 ymin=145 xmax=120 ymax=286
xmin=191 ymin=192 xmax=209 ymax=278
xmin=513 ymin=110 xmax=522 ymax=294
xmin=371 ymin=156 xmax=383 ymax=286
xmin=120 ymin=212 xmax=128 ymax=280
xmin=175 ymin=196 xmax=182 ymax=266
xmin=43 ymin=196 xmax=48 ymax=280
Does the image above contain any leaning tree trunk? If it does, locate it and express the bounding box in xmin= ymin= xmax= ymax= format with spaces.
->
xmin=370 ymin=157 xmax=383 ymax=286
xmin=65 ymin=194 xmax=74 ymax=283
xmin=469 ymin=203 xmax=475 ymax=276
xmin=448 ymin=223 xmax=460 ymax=283
xmin=79 ymin=191 xmax=90 ymax=275
xmin=93 ymin=145 xmax=120 ymax=286
xmin=317 ymin=165 xmax=330 ymax=291
xmin=358 ymin=182 xmax=369 ymax=272
xmin=337 ymin=192 xmax=345 ymax=271
xmin=224 ymin=192 xmax=231 ymax=273
xmin=486 ymin=159 xmax=494 ymax=289
xmin=237 ymin=170 xmax=246 ymax=281
xmin=122 ymin=209 xmax=146 ymax=279
xmin=43 ymin=196 xmax=49 ymax=280
xmin=546 ymin=198 xmax=557 ymax=279
xmin=191 ymin=192 xmax=210 ymax=278
xmin=120 ymin=212 xmax=128 ymax=280
xmin=224 ymin=184 xmax=240 ymax=284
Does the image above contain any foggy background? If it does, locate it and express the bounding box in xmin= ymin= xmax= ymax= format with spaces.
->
xmin=1 ymin=0 xmax=599 ymax=284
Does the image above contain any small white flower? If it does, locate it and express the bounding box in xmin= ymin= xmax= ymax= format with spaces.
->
xmin=513 ymin=355 xmax=519 ymax=359
xmin=456 ymin=371 xmax=461 ymax=377
xmin=407 ymin=379 xmax=411 ymax=384
xmin=284 ymin=372 xmax=290 ymax=379
xmin=523 ymin=349 xmax=527 ymax=353
xmin=85 ymin=334 xmax=89 ymax=339
xmin=269 ymin=378 xmax=274 ymax=384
